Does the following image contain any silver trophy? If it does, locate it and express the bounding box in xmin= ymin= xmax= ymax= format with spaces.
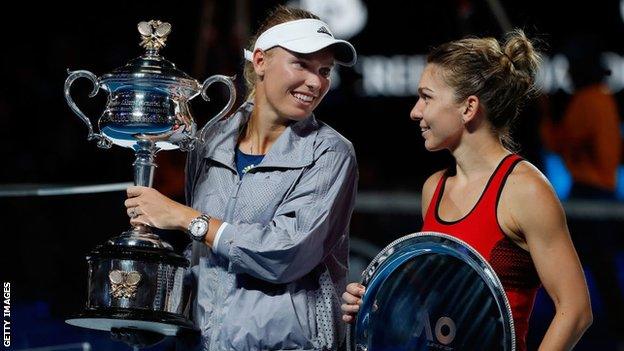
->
xmin=64 ymin=20 xmax=236 ymax=336
xmin=350 ymin=232 xmax=515 ymax=351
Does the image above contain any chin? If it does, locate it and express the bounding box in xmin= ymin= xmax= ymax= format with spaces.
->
xmin=284 ymin=106 xmax=313 ymax=121
xmin=423 ymin=140 xmax=442 ymax=152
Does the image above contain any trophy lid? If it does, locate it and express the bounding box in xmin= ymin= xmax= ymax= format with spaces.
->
xmin=106 ymin=56 xmax=195 ymax=81
xmin=100 ymin=20 xmax=200 ymax=94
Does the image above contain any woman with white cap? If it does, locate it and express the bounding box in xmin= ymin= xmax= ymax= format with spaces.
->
xmin=122 ymin=5 xmax=359 ymax=350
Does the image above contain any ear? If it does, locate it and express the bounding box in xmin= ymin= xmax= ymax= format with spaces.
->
xmin=252 ymin=49 xmax=267 ymax=78
xmin=460 ymin=95 xmax=480 ymax=124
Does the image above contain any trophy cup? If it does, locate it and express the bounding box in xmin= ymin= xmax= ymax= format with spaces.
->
xmin=63 ymin=20 xmax=236 ymax=336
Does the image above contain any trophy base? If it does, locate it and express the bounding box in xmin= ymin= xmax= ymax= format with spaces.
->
xmin=66 ymin=307 xmax=196 ymax=336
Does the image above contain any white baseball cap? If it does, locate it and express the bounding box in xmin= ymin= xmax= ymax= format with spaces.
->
xmin=243 ymin=19 xmax=357 ymax=66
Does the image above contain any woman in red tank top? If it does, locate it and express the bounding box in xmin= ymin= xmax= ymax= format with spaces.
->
xmin=342 ymin=31 xmax=592 ymax=350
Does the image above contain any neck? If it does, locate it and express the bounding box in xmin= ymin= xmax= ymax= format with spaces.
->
xmin=240 ymin=95 xmax=289 ymax=155
xmin=451 ymin=128 xmax=510 ymax=181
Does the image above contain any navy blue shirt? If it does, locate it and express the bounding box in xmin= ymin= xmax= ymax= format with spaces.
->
xmin=235 ymin=147 xmax=265 ymax=177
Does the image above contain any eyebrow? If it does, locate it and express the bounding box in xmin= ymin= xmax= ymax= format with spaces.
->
xmin=418 ymin=87 xmax=434 ymax=94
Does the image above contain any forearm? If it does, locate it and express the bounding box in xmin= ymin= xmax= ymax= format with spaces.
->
xmin=211 ymin=219 xmax=335 ymax=283
xmin=174 ymin=205 xmax=202 ymax=232
xmin=538 ymin=305 xmax=592 ymax=350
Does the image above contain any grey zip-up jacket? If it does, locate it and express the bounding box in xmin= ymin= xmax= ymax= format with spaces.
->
xmin=184 ymin=102 xmax=358 ymax=350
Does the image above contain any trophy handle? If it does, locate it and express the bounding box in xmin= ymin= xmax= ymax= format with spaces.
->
xmin=64 ymin=69 xmax=113 ymax=149
xmin=199 ymin=75 xmax=237 ymax=143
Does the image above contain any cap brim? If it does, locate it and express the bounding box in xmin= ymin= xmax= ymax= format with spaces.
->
xmin=280 ymin=36 xmax=357 ymax=67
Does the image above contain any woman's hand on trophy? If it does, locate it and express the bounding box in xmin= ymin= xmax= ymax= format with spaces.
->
xmin=125 ymin=186 xmax=200 ymax=230
xmin=341 ymin=282 xmax=365 ymax=324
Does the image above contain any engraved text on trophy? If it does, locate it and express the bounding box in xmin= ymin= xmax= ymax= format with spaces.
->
xmin=103 ymin=91 xmax=173 ymax=125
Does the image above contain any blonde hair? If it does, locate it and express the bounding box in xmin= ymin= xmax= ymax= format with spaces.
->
xmin=427 ymin=29 xmax=542 ymax=148
xmin=243 ymin=6 xmax=319 ymax=99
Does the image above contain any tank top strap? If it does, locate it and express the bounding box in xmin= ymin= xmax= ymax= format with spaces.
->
xmin=477 ymin=154 xmax=523 ymax=216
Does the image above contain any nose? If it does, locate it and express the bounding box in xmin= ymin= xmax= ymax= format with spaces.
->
xmin=410 ymin=98 xmax=424 ymax=121
xmin=305 ymin=72 xmax=322 ymax=92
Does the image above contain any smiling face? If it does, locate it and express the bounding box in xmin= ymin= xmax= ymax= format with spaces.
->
xmin=410 ymin=64 xmax=466 ymax=151
xmin=253 ymin=47 xmax=335 ymax=122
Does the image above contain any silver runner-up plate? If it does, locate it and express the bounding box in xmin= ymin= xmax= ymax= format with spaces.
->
xmin=350 ymin=232 xmax=515 ymax=351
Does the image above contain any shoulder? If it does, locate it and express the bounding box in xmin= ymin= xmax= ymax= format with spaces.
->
xmin=421 ymin=170 xmax=446 ymax=217
xmin=313 ymin=120 xmax=356 ymax=159
xmin=505 ymin=160 xmax=557 ymax=203
xmin=423 ymin=170 xmax=446 ymax=194
xmin=578 ymin=85 xmax=617 ymax=108
xmin=501 ymin=160 xmax=566 ymax=235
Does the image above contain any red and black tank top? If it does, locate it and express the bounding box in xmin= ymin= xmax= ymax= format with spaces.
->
xmin=422 ymin=154 xmax=541 ymax=351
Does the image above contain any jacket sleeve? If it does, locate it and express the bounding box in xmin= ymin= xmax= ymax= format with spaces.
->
xmin=213 ymin=146 xmax=358 ymax=284
xmin=184 ymin=145 xmax=198 ymax=207
xmin=184 ymin=141 xmax=207 ymax=207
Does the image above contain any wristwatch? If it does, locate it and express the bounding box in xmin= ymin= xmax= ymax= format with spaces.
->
xmin=187 ymin=214 xmax=211 ymax=242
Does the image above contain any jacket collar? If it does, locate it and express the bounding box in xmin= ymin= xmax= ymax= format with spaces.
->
xmin=201 ymin=101 xmax=319 ymax=171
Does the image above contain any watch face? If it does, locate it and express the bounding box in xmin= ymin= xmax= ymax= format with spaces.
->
xmin=191 ymin=219 xmax=208 ymax=237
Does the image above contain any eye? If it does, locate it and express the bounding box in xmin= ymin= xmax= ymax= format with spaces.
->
xmin=319 ymin=67 xmax=332 ymax=78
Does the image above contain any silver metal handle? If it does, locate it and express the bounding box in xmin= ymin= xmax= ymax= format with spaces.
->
xmin=199 ymin=75 xmax=237 ymax=143
xmin=64 ymin=69 xmax=112 ymax=149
